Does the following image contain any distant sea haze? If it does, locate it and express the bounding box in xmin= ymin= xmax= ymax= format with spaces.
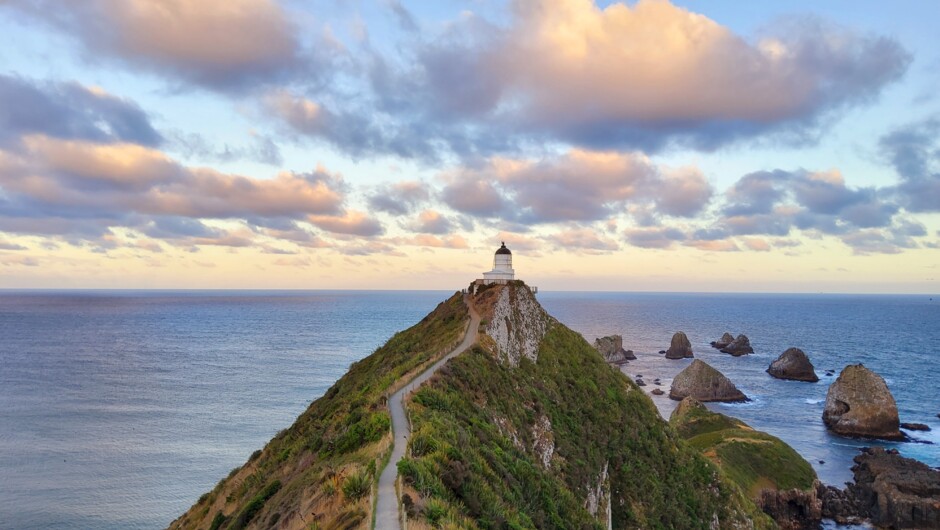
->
xmin=0 ymin=290 xmax=937 ymax=529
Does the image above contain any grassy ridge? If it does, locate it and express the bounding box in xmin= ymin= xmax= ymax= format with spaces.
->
xmin=170 ymin=293 xmax=469 ymax=530
xmin=400 ymin=318 xmax=767 ymax=529
xmin=670 ymin=398 xmax=816 ymax=498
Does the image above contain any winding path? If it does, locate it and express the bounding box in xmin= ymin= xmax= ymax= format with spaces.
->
xmin=374 ymin=295 xmax=480 ymax=529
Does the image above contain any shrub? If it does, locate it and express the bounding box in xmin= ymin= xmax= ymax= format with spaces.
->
xmin=341 ymin=471 xmax=370 ymax=501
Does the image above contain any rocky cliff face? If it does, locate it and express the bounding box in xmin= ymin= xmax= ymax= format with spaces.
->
xmin=821 ymin=447 xmax=940 ymax=529
xmin=593 ymin=335 xmax=636 ymax=364
xmin=822 ymin=364 xmax=904 ymax=440
xmin=480 ymin=282 xmax=553 ymax=367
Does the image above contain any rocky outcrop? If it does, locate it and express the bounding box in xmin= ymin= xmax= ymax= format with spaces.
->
xmin=665 ymin=331 xmax=694 ymax=359
xmin=901 ymin=422 xmax=931 ymax=431
xmin=669 ymin=360 xmax=748 ymax=402
xmin=719 ymin=334 xmax=754 ymax=356
xmin=767 ymin=348 xmax=819 ymax=382
xmin=592 ymin=335 xmax=636 ymax=365
xmin=531 ymin=414 xmax=554 ymax=469
xmin=483 ymin=283 xmax=553 ymax=367
xmin=822 ymin=364 xmax=904 ymax=440
xmin=852 ymin=447 xmax=940 ymax=528
xmin=710 ymin=332 xmax=735 ymax=349
xmin=821 ymin=447 xmax=940 ymax=529
xmin=758 ymin=486 xmax=823 ymax=530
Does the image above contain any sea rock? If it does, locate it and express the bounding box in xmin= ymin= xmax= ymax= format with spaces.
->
xmin=719 ymin=334 xmax=754 ymax=356
xmin=658 ymin=350 xmax=665 ymax=354
xmin=901 ymin=422 xmax=931 ymax=432
xmin=822 ymin=364 xmax=904 ymax=441
xmin=665 ymin=331 xmax=694 ymax=359
xmin=651 ymin=388 xmax=664 ymax=396
xmin=848 ymin=447 xmax=940 ymax=528
xmin=636 ymin=378 xmax=646 ymax=387
xmin=592 ymin=335 xmax=636 ymax=365
xmin=669 ymin=360 xmax=748 ymax=402
xmin=767 ymin=347 xmax=819 ymax=382
xmin=710 ymin=332 xmax=735 ymax=349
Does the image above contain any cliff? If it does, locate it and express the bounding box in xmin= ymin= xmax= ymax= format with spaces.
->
xmin=171 ymin=282 xmax=773 ymax=529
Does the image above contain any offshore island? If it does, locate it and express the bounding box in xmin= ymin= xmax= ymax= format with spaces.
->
xmin=170 ymin=244 xmax=940 ymax=530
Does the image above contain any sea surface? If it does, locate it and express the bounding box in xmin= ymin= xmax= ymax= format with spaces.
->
xmin=0 ymin=290 xmax=937 ymax=529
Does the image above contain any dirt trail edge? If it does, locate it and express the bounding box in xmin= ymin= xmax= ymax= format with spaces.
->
xmin=374 ymin=295 xmax=480 ymax=529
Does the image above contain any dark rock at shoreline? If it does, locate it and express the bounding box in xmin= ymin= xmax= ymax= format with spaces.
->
xmin=822 ymin=364 xmax=904 ymax=441
xmin=593 ymin=335 xmax=636 ymax=365
xmin=710 ymin=332 xmax=735 ymax=349
xmin=823 ymin=447 xmax=940 ymax=529
xmin=719 ymin=334 xmax=754 ymax=356
xmin=902 ymin=422 xmax=931 ymax=432
xmin=665 ymin=331 xmax=694 ymax=359
xmin=767 ymin=347 xmax=819 ymax=382
xmin=651 ymin=388 xmax=664 ymax=396
xmin=759 ymin=487 xmax=823 ymax=530
xmin=636 ymin=378 xmax=646 ymax=387
xmin=658 ymin=350 xmax=665 ymax=354
xmin=669 ymin=360 xmax=748 ymax=402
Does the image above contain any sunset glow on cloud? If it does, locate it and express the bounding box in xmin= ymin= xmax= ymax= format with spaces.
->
xmin=0 ymin=0 xmax=937 ymax=292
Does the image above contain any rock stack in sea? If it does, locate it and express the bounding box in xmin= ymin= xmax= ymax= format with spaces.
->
xmin=664 ymin=331 xmax=694 ymax=359
xmin=822 ymin=364 xmax=904 ymax=441
xmin=592 ymin=335 xmax=636 ymax=365
xmin=720 ymin=334 xmax=754 ymax=356
xmin=767 ymin=347 xmax=819 ymax=382
xmin=710 ymin=332 xmax=735 ymax=349
xmin=669 ymin=359 xmax=748 ymax=402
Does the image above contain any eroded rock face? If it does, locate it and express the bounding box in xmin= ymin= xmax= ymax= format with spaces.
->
xmin=822 ymin=447 xmax=940 ymax=529
xmin=669 ymin=359 xmax=748 ymax=402
xmin=720 ymin=334 xmax=754 ymax=356
xmin=822 ymin=364 xmax=904 ymax=441
xmin=665 ymin=331 xmax=694 ymax=359
xmin=593 ymin=335 xmax=636 ymax=365
xmin=767 ymin=348 xmax=819 ymax=382
xmin=711 ymin=332 xmax=735 ymax=349
xmin=485 ymin=284 xmax=553 ymax=367
xmin=531 ymin=414 xmax=554 ymax=469
xmin=759 ymin=485 xmax=823 ymax=530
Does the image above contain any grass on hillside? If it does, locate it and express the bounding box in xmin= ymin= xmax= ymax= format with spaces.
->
xmin=171 ymin=293 xmax=470 ymax=530
xmin=670 ymin=399 xmax=817 ymax=498
xmin=400 ymin=319 xmax=772 ymax=529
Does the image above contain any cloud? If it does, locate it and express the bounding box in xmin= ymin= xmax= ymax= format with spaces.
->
xmin=624 ymin=227 xmax=687 ymax=249
xmin=545 ymin=228 xmax=619 ymax=253
xmin=354 ymin=0 xmax=911 ymax=157
xmin=879 ymin=118 xmax=940 ymax=213
xmin=0 ymin=74 xmax=161 ymax=147
xmin=4 ymin=0 xmax=309 ymax=91
xmin=408 ymin=210 xmax=453 ymax=234
xmin=0 ymin=239 xmax=28 ymax=250
xmin=442 ymin=149 xmax=711 ymax=224
xmin=368 ymin=180 xmax=430 ymax=215
xmin=309 ymin=211 xmax=384 ymax=236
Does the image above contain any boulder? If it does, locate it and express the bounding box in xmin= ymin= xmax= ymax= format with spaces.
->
xmin=847 ymin=447 xmax=940 ymax=529
xmin=710 ymin=332 xmax=735 ymax=349
xmin=669 ymin=359 xmax=748 ymax=402
xmin=720 ymin=334 xmax=754 ymax=356
xmin=665 ymin=331 xmax=694 ymax=359
xmin=651 ymin=388 xmax=664 ymax=396
xmin=593 ymin=335 xmax=636 ymax=365
xmin=822 ymin=364 xmax=904 ymax=441
xmin=767 ymin=347 xmax=819 ymax=382
xmin=901 ymin=422 xmax=931 ymax=432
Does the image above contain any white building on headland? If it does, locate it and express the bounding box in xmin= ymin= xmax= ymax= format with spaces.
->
xmin=468 ymin=242 xmax=537 ymax=294
xmin=483 ymin=242 xmax=514 ymax=282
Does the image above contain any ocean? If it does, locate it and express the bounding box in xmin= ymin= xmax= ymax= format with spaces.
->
xmin=0 ymin=290 xmax=937 ymax=529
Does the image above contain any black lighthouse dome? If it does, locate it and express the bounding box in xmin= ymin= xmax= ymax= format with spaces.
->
xmin=495 ymin=242 xmax=511 ymax=255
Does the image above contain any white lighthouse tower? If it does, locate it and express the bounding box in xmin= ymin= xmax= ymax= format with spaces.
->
xmin=482 ymin=242 xmax=514 ymax=282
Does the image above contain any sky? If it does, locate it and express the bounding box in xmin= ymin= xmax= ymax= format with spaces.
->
xmin=0 ymin=0 xmax=938 ymax=292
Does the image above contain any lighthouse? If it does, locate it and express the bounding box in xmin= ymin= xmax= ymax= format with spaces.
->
xmin=483 ymin=242 xmax=515 ymax=282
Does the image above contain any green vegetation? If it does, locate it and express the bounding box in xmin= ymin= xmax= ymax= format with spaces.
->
xmin=170 ymin=293 xmax=469 ymax=530
xmin=670 ymin=398 xmax=817 ymax=498
xmin=400 ymin=312 xmax=768 ymax=529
